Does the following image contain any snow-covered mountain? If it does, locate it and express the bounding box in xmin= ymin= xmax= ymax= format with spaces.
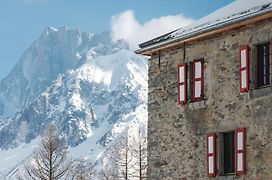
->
xmin=0 ymin=27 xmax=147 ymax=179
xmin=0 ymin=27 xmax=128 ymax=119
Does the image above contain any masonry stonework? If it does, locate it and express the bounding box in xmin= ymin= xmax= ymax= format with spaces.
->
xmin=147 ymin=18 xmax=272 ymax=179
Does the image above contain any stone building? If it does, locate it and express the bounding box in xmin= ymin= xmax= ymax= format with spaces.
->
xmin=137 ymin=0 xmax=272 ymax=179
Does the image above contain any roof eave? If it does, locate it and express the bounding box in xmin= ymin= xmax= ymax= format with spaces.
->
xmin=136 ymin=9 xmax=272 ymax=56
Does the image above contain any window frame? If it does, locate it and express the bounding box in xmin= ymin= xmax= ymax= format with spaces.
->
xmin=219 ymin=131 xmax=236 ymax=176
xmin=192 ymin=58 xmax=204 ymax=102
xmin=178 ymin=64 xmax=187 ymax=105
xmin=235 ymin=128 xmax=246 ymax=176
xmin=177 ymin=59 xmax=205 ymax=105
xmin=251 ymin=41 xmax=272 ymax=89
xmin=217 ymin=129 xmax=246 ymax=177
xmin=207 ymin=132 xmax=217 ymax=177
xmin=256 ymin=42 xmax=271 ymax=88
xmin=239 ymin=45 xmax=250 ymax=92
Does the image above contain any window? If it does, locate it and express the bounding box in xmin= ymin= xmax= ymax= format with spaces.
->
xmin=206 ymin=128 xmax=246 ymax=177
xmin=178 ymin=59 xmax=204 ymax=104
xmin=239 ymin=42 xmax=272 ymax=92
xmin=192 ymin=59 xmax=204 ymax=101
xmin=207 ymin=132 xmax=216 ymax=177
xmin=239 ymin=45 xmax=249 ymax=92
xmin=178 ymin=64 xmax=187 ymax=104
xmin=221 ymin=131 xmax=235 ymax=175
xmin=257 ymin=42 xmax=271 ymax=87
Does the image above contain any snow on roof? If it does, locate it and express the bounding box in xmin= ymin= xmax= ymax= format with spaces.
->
xmin=138 ymin=0 xmax=272 ymax=52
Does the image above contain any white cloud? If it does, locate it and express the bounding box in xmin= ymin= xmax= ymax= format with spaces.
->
xmin=111 ymin=10 xmax=195 ymax=50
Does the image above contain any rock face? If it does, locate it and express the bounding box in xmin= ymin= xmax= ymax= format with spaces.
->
xmin=0 ymin=27 xmax=147 ymax=179
xmin=0 ymin=49 xmax=147 ymax=149
xmin=147 ymin=19 xmax=272 ymax=179
xmin=0 ymin=27 xmax=128 ymax=119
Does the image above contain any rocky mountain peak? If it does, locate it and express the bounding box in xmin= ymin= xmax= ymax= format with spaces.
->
xmin=0 ymin=27 xmax=129 ymax=119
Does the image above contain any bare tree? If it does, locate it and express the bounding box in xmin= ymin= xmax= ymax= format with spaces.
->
xmin=19 ymin=124 xmax=71 ymax=180
xmin=70 ymin=159 xmax=96 ymax=180
xmin=126 ymin=126 xmax=148 ymax=180
xmin=136 ymin=128 xmax=147 ymax=180
xmin=98 ymin=126 xmax=148 ymax=180
xmin=98 ymin=163 xmax=116 ymax=180
xmin=100 ymin=133 xmax=134 ymax=180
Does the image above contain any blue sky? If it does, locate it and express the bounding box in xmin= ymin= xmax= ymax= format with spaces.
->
xmin=0 ymin=0 xmax=233 ymax=80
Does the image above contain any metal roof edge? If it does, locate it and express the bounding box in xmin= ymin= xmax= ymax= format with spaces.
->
xmin=136 ymin=7 xmax=272 ymax=55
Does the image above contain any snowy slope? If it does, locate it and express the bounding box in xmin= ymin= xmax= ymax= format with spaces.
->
xmin=0 ymin=49 xmax=147 ymax=179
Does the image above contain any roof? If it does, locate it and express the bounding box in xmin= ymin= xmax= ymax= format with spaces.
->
xmin=137 ymin=0 xmax=272 ymax=55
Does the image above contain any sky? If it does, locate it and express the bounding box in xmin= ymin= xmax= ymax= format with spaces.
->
xmin=0 ymin=0 xmax=234 ymax=80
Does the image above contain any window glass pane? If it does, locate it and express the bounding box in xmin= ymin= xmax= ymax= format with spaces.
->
xmin=241 ymin=50 xmax=247 ymax=68
xmin=241 ymin=70 xmax=247 ymax=89
xmin=208 ymin=136 xmax=213 ymax=154
xmin=209 ymin=156 xmax=214 ymax=173
xmin=237 ymin=132 xmax=243 ymax=150
xmin=237 ymin=153 xmax=243 ymax=171
xmin=179 ymin=85 xmax=185 ymax=101
xmin=195 ymin=81 xmax=201 ymax=98
xmin=223 ymin=131 xmax=235 ymax=174
xmin=179 ymin=66 xmax=184 ymax=83
xmin=195 ymin=62 xmax=202 ymax=78
xmin=257 ymin=43 xmax=270 ymax=87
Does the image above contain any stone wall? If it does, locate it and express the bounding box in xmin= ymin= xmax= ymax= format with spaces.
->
xmin=147 ymin=18 xmax=272 ymax=179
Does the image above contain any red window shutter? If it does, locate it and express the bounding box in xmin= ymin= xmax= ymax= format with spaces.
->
xmin=239 ymin=45 xmax=249 ymax=92
xmin=235 ymin=128 xmax=246 ymax=175
xmin=207 ymin=132 xmax=216 ymax=177
xmin=178 ymin=64 xmax=187 ymax=104
xmin=192 ymin=59 xmax=204 ymax=101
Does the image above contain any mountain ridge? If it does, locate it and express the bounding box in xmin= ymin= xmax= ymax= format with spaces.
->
xmin=0 ymin=27 xmax=147 ymax=179
xmin=0 ymin=27 xmax=129 ymax=119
